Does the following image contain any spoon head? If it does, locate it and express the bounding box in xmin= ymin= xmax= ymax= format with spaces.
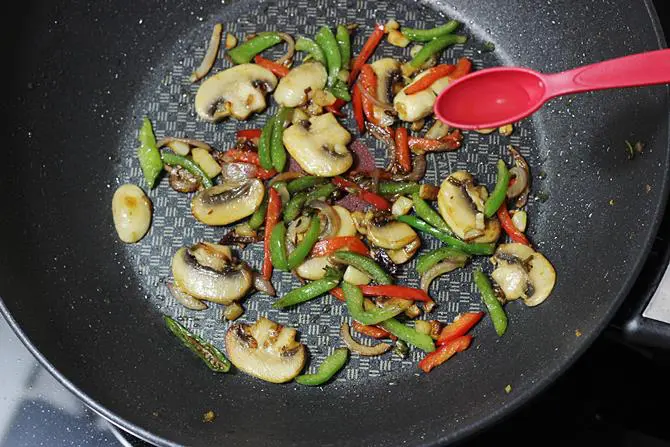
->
xmin=434 ymin=67 xmax=548 ymax=130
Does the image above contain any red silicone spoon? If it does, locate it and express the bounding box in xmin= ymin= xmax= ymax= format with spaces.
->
xmin=434 ymin=49 xmax=670 ymax=130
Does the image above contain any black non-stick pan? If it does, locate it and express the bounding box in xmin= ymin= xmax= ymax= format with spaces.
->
xmin=1 ymin=0 xmax=668 ymax=445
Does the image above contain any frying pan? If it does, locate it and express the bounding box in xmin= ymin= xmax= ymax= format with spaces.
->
xmin=0 ymin=0 xmax=668 ymax=445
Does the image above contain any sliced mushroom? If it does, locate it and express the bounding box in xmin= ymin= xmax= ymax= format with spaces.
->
xmin=437 ymin=171 xmax=501 ymax=243
xmin=283 ymin=112 xmax=352 ymax=177
xmin=225 ymin=317 xmax=306 ymax=383
xmin=371 ymin=58 xmax=403 ymax=104
xmin=491 ymin=243 xmax=556 ymax=307
xmin=273 ymin=62 xmax=327 ymax=107
xmin=366 ymin=214 xmax=418 ymax=249
xmin=191 ymin=179 xmax=264 ymax=226
xmin=195 ymin=64 xmax=278 ymax=122
xmin=386 ymin=237 xmax=421 ymax=264
xmin=171 ymin=245 xmax=253 ymax=304
xmin=333 ymin=205 xmax=357 ymax=237
xmin=295 ymin=256 xmax=332 ymax=280
xmin=112 ymin=184 xmax=152 ymax=243
xmin=393 ymin=70 xmax=437 ymax=122
xmin=188 ymin=242 xmax=232 ymax=271
xmin=166 ymin=165 xmax=200 ymax=193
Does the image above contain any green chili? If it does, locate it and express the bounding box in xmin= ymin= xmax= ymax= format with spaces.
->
xmin=271 ymin=107 xmax=291 ymax=172
xmin=284 ymin=183 xmax=337 ymax=221
xmin=295 ymin=37 xmax=326 ymax=64
xmin=402 ymin=20 xmax=460 ymax=42
xmin=273 ymin=268 xmax=343 ymax=309
xmin=336 ymin=25 xmax=351 ymax=69
xmin=287 ymin=176 xmax=327 ymax=194
xmin=378 ymin=318 xmax=436 ymax=352
xmin=269 ymin=221 xmax=290 ymax=270
xmin=416 ymin=247 xmax=470 ymax=275
xmin=164 ymin=316 xmax=231 ymax=372
xmin=259 ymin=116 xmax=275 ymax=170
xmin=227 ymin=32 xmax=282 ymax=64
xmin=473 ymin=269 xmax=507 ymax=336
xmin=315 ymin=26 xmax=341 ymax=87
xmin=343 ymin=282 xmax=406 ymax=325
xmin=484 ymin=160 xmax=511 ymax=218
xmin=295 ymin=348 xmax=349 ymax=386
xmin=287 ymin=216 xmax=321 ymax=269
xmin=411 ymin=192 xmax=452 ymax=234
xmin=409 ymin=34 xmax=468 ymax=68
xmin=137 ymin=117 xmax=163 ymax=189
xmin=160 ymin=151 xmax=213 ymax=188
xmin=396 ymin=215 xmax=495 ymax=255
xmin=329 ymin=79 xmax=351 ymax=101
xmin=332 ymin=251 xmax=393 ymax=285
xmin=377 ymin=181 xmax=420 ymax=196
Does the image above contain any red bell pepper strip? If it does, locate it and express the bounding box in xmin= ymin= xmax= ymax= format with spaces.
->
xmin=404 ymin=64 xmax=456 ymax=95
xmin=352 ymin=321 xmax=392 ymax=339
xmin=448 ymin=57 xmax=472 ymax=80
xmin=311 ymin=236 xmax=370 ymax=258
xmin=498 ymin=201 xmax=531 ymax=245
xmin=395 ymin=127 xmax=411 ymax=172
xmin=223 ymin=150 xmax=278 ymax=179
xmin=348 ymin=24 xmax=385 ymax=85
xmin=352 ymin=84 xmax=365 ymax=134
xmin=329 ymin=285 xmax=431 ymax=302
xmin=436 ymin=312 xmax=484 ymax=346
xmin=262 ymin=188 xmax=282 ymax=280
xmin=442 ymin=129 xmax=463 ymax=149
xmin=254 ymin=55 xmax=290 ymax=77
xmin=359 ymin=64 xmax=379 ymax=125
xmin=325 ymin=98 xmax=347 ymax=117
xmin=418 ymin=335 xmax=472 ymax=373
xmin=332 ymin=176 xmax=391 ymax=211
xmin=236 ymin=129 xmax=263 ymax=140
xmin=408 ymin=129 xmax=463 ymax=153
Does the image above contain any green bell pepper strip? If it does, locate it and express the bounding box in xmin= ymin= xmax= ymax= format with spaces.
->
xmin=284 ymin=183 xmax=337 ymax=221
xmin=377 ymin=181 xmax=420 ymax=196
xmin=295 ymin=37 xmax=327 ymax=64
xmin=402 ymin=20 xmax=460 ymax=42
xmin=315 ymin=26 xmax=341 ymax=87
xmin=286 ymin=216 xmax=321 ymax=269
xmin=378 ymin=318 xmax=436 ymax=352
xmin=271 ymin=107 xmax=291 ymax=172
xmin=273 ymin=268 xmax=343 ymax=308
xmin=137 ymin=117 xmax=163 ymax=189
xmin=287 ymin=176 xmax=327 ymax=194
xmin=411 ymin=192 xmax=452 ymax=234
xmin=409 ymin=34 xmax=468 ymax=68
xmin=396 ymin=215 xmax=495 ymax=256
xmin=295 ymin=347 xmax=349 ymax=386
xmin=336 ymin=25 xmax=351 ymax=69
xmin=164 ymin=315 xmax=231 ymax=372
xmin=343 ymin=282 xmax=406 ymax=325
xmin=416 ymin=247 xmax=470 ymax=275
xmin=248 ymin=193 xmax=268 ymax=230
xmin=160 ymin=151 xmax=213 ymax=188
xmin=473 ymin=269 xmax=508 ymax=336
xmin=329 ymin=79 xmax=351 ymax=101
xmin=258 ymin=116 xmax=275 ymax=170
xmin=227 ymin=32 xmax=283 ymax=64
xmin=269 ymin=221 xmax=290 ymax=270
xmin=484 ymin=160 xmax=511 ymax=218
xmin=331 ymin=251 xmax=393 ymax=285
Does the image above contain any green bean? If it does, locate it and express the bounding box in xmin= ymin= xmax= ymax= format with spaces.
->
xmin=248 ymin=193 xmax=268 ymax=230
xmin=473 ymin=269 xmax=507 ymax=336
xmin=136 ymin=117 xmax=163 ymax=189
xmin=411 ymin=192 xmax=452 ymax=234
xmin=269 ymin=221 xmax=290 ymax=270
xmin=273 ymin=268 xmax=343 ymax=309
xmin=295 ymin=37 xmax=326 ymax=64
xmin=295 ymin=348 xmax=349 ymax=386
xmin=271 ymin=107 xmax=291 ymax=172
xmin=315 ymin=26 xmax=342 ymax=87
xmin=402 ymin=20 xmax=460 ymax=42
xmin=160 ymin=151 xmax=213 ymax=188
xmin=336 ymin=25 xmax=351 ymax=69
xmin=284 ymin=183 xmax=337 ymax=221
xmin=332 ymin=251 xmax=393 ymax=285
xmin=378 ymin=318 xmax=436 ymax=352
xmin=484 ymin=160 xmax=511 ymax=218
xmin=259 ymin=116 xmax=275 ymax=170
xmin=228 ymin=32 xmax=282 ymax=64
xmin=377 ymin=181 xmax=420 ymax=196
xmin=409 ymin=34 xmax=467 ymax=68
xmin=287 ymin=176 xmax=327 ymax=194
xmin=396 ymin=215 xmax=496 ymax=255
xmin=164 ymin=316 xmax=231 ymax=372
xmin=329 ymin=79 xmax=351 ymax=101
xmin=343 ymin=282 xmax=406 ymax=325
xmin=416 ymin=247 xmax=469 ymax=275
xmin=287 ymin=216 xmax=321 ymax=269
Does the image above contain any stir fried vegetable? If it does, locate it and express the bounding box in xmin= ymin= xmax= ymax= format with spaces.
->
xmin=137 ymin=117 xmax=163 ymax=189
xmin=409 ymin=34 xmax=468 ymax=68
xmin=164 ymin=316 xmax=231 ymax=372
xmin=402 ymin=20 xmax=460 ymax=42
xmin=473 ymin=269 xmax=508 ymax=336
xmin=296 ymin=37 xmax=326 ymax=64
xmin=273 ymin=268 xmax=343 ymax=308
xmin=228 ymin=32 xmax=283 ymax=64
xmin=315 ymin=26 xmax=342 ymax=87
xmin=296 ymin=348 xmax=349 ymax=385
xmin=332 ymin=251 xmax=393 ymax=285
xmin=160 ymin=151 xmax=214 ymax=188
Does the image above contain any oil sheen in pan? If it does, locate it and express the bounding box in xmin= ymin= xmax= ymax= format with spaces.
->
xmin=112 ymin=0 xmax=542 ymax=383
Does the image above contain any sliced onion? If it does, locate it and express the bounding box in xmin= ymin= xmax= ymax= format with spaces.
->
xmin=157 ymin=137 xmax=212 ymax=152
xmin=287 ymin=215 xmax=311 ymax=244
xmin=420 ymin=261 xmax=463 ymax=292
xmin=507 ymin=166 xmax=529 ymax=199
xmin=340 ymin=323 xmax=391 ymax=356
xmin=270 ymin=171 xmax=303 ymax=184
xmin=393 ymin=153 xmax=426 ymax=182
xmin=274 ymin=182 xmax=290 ymax=205
xmin=167 ymin=282 xmax=208 ymax=310
xmin=190 ymin=23 xmax=223 ymax=83
xmin=507 ymin=145 xmax=531 ymax=207
xmin=357 ymin=80 xmax=394 ymax=111
xmin=253 ymin=273 xmax=276 ymax=296
xmin=221 ymin=162 xmax=257 ymax=181
xmin=275 ymin=32 xmax=296 ymax=66
xmin=425 ymin=120 xmax=449 ymax=140
xmin=308 ymin=200 xmax=341 ymax=240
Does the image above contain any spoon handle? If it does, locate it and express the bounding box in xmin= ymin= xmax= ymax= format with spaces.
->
xmin=543 ymin=48 xmax=670 ymax=98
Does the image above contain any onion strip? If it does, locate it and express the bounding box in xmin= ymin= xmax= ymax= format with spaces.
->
xmin=507 ymin=145 xmax=531 ymax=207
xmin=190 ymin=24 xmax=223 ymax=83
xmin=420 ymin=261 xmax=463 ymax=292
xmin=357 ymin=80 xmax=394 ymax=111
xmin=167 ymin=282 xmax=208 ymax=310
xmin=340 ymin=323 xmax=391 ymax=356
xmin=157 ymin=137 xmax=212 ymax=152
xmin=308 ymin=200 xmax=341 ymax=240
xmin=275 ymin=32 xmax=296 ymax=66
xmin=253 ymin=273 xmax=276 ymax=296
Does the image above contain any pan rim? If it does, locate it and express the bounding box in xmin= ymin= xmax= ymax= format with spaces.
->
xmin=0 ymin=0 xmax=668 ymax=445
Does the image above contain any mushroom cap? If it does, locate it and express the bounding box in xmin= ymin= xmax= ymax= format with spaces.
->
xmin=273 ymin=62 xmax=327 ymax=107
xmin=191 ymin=179 xmax=265 ymax=226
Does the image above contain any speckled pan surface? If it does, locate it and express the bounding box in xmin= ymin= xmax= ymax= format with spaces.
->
xmin=0 ymin=0 xmax=668 ymax=446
